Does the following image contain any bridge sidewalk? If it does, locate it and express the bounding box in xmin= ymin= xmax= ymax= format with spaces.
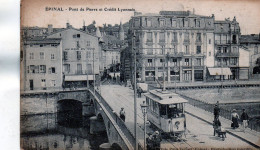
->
xmin=185 ymin=104 xmax=260 ymax=148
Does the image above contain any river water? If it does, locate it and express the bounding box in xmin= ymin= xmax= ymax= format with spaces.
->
xmin=21 ymin=111 xmax=108 ymax=150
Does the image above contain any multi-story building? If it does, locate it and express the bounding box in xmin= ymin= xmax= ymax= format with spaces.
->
xmin=47 ymin=23 xmax=101 ymax=87
xmin=129 ymin=11 xmax=215 ymax=83
xmin=21 ymin=37 xmax=63 ymax=91
xmin=210 ymin=17 xmax=241 ymax=80
xmin=240 ymin=34 xmax=260 ymax=79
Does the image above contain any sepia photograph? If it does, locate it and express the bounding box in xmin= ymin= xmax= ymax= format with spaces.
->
xmin=20 ymin=0 xmax=260 ymax=149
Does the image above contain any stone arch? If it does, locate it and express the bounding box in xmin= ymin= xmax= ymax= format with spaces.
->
xmin=111 ymin=143 xmax=122 ymax=150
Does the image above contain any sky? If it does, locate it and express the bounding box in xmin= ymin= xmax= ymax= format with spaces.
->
xmin=21 ymin=0 xmax=260 ymax=35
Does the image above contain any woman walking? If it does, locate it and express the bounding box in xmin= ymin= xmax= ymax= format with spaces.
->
xmin=231 ymin=109 xmax=239 ymax=129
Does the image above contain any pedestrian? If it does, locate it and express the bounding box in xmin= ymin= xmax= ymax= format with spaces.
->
xmin=213 ymin=117 xmax=221 ymax=136
xmin=137 ymin=87 xmax=141 ymax=98
xmin=231 ymin=109 xmax=239 ymax=129
xmin=241 ymin=109 xmax=249 ymax=132
xmin=119 ymin=107 xmax=126 ymax=122
xmin=214 ymin=101 xmax=220 ymax=119
xmin=148 ymin=131 xmax=162 ymax=149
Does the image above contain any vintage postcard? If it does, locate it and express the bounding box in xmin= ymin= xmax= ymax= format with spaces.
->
xmin=20 ymin=0 xmax=260 ymax=149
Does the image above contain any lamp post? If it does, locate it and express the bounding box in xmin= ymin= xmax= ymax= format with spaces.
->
xmin=140 ymin=101 xmax=148 ymax=150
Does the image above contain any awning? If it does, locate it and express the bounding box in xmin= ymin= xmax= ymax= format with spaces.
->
xmin=65 ymin=75 xmax=95 ymax=81
xmin=208 ymin=68 xmax=232 ymax=76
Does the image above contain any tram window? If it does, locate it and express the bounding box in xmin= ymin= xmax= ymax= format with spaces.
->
xmin=160 ymin=104 xmax=167 ymax=116
xmin=167 ymin=104 xmax=183 ymax=118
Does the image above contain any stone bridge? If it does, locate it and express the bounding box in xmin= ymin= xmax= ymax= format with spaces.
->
xmin=21 ymin=87 xmax=138 ymax=150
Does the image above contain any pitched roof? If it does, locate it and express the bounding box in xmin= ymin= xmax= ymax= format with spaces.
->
xmin=240 ymin=35 xmax=260 ymax=44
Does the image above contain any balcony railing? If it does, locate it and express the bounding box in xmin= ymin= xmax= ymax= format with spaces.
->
xmin=215 ymin=40 xmax=231 ymax=45
xmin=215 ymin=52 xmax=239 ymax=57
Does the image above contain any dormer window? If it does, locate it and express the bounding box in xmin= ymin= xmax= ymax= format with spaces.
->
xmin=146 ymin=18 xmax=152 ymax=27
xmin=159 ymin=19 xmax=165 ymax=27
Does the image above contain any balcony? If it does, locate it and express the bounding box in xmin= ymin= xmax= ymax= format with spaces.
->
xmin=215 ymin=40 xmax=231 ymax=45
xmin=215 ymin=52 xmax=239 ymax=57
xmin=168 ymin=52 xmax=184 ymax=57
xmin=183 ymin=39 xmax=190 ymax=44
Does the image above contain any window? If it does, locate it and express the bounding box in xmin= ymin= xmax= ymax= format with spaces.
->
xmin=173 ymin=45 xmax=177 ymax=53
xmin=77 ymin=64 xmax=82 ymax=74
xmin=172 ymin=20 xmax=177 ymax=27
xmin=233 ymin=47 xmax=238 ymax=53
xmin=209 ymin=39 xmax=211 ymax=44
xmin=41 ymin=79 xmax=46 ymax=88
xmin=40 ymin=52 xmax=44 ymax=59
xmin=185 ymin=45 xmax=189 ymax=54
xmin=87 ymin=41 xmax=91 ymax=46
xmin=196 ymin=58 xmax=201 ymax=66
xmin=184 ymin=33 xmax=189 ymax=42
xmin=51 ymin=80 xmax=56 ymax=87
xmin=77 ymin=34 xmax=80 ymax=38
xmin=76 ymin=41 xmax=80 ymax=48
xmin=86 ymin=51 xmax=91 ymax=58
xmin=218 ymin=47 xmax=221 ymax=53
xmin=196 ymin=46 xmax=201 ymax=54
xmin=223 ymin=58 xmax=228 ymax=66
xmin=254 ymin=46 xmax=258 ymax=54
xmin=51 ymin=44 xmax=57 ymax=47
xmin=51 ymin=67 xmax=55 ymax=73
xmin=159 ymin=19 xmax=165 ymax=27
xmin=172 ymin=58 xmax=177 ymax=66
xmin=29 ymin=53 xmax=34 ymax=59
xmin=217 ymin=58 xmax=221 ymax=66
xmin=172 ymin=32 xmax=177 ymax=42
xmin=51 ymin=54 xmax=55 ymax=60
xmin=184 ymin=58 xmax=189 ymax=66
xmin=29 ymin=65 xmax=35 ymax=73
xmin=40 ymin=44 xmax=43 ymax=47
xmin=230 ymin=58 xmax=237 ymax=65
xmin=196 ymin=33 xmax=201 ymax=42
xmin=63 ymin=51 xmax=68 ymax=60
xmin=209 ymin=52 xmax=211 ymax=56
xmin=77 ymin=51 xmax=81 ymax=60
xmin=159 ymin=32 xmax=165 ymax=42
xmin=147 ymin=59 xmax=152 ymax=66
xmin=39 ymin=65 xmax=46 ymax=73
xmin=184 ymin=19 xmax=188 ymax=27
xmin=232 ymin=35 xmax=237 ymax=44
xmin=147 ymin=32 xmax=153 ymax=42
xmin=160 ymin=59 xmax=165 ymax=66
xmin=146 ymin=19 xmax=151 ymax=27
xmin=223 ymin=47 xmax=227 ymax=53
xmin=64 ymin=64 xmax=70 ymax=73
xmin=134 ymin=19 xmax=139 ymax=27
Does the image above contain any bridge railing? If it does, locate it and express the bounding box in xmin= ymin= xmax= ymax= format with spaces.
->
xmin=89 ymin=85 xmax=143 ymax=150
xmin=179 ymin=94 xmax=260 ymax=132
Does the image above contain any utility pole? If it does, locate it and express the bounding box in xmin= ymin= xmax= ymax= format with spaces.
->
xmin=162 ymin=45 xmax=166 ymax=91
xmin=132 ymin=24 xmax=138 ymax=150
xmin=93 ymin=48 xmax=95 ymax=96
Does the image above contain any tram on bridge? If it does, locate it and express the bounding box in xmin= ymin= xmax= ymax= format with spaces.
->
xmin=144 ymin=89 xmax=188 ymax=139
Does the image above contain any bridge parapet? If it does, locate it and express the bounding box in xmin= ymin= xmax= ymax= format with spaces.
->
xmin=89 ymin=85 xmax=143 ymax=150
xmin=58 ymin=90 xmax=89 ymax=103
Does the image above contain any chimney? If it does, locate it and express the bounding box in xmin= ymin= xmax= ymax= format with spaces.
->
xmin=47 ymin=24 xmax=53 ymax=34
xmin=66 ymin=22 xmax=70 ymax=28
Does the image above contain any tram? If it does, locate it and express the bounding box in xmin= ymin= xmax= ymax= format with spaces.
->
xmin=144 ymin=89 xmax=188 ymax=138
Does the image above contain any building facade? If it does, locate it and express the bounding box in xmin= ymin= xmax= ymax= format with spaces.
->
xmin=129 ymin=11 xmax=215 ymax=83
xmin=21 ymin=38 xmax=63 ymax=91
xmin=240 ymin=34 xmax=260 ymax=79
xmin=210 ymin=17 xmax=241 ymax=80
xmin=47 ymin=24 xmax=101 ymax=87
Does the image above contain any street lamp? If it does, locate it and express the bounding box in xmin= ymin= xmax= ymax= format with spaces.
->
xmin=140 ymin=101 xmax=148 ymax=150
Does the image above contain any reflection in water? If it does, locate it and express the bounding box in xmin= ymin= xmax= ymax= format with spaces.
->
xmin=21 ymin=107 xmax=108 ymax=150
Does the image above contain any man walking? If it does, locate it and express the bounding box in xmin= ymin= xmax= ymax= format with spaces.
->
xmin=214 ymin=101 xmax=220 ymax=119
xmin=119 ymin=107 xmax=126 ymax=122
xmin=241 ymin=109 xmax=249 ymax=132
